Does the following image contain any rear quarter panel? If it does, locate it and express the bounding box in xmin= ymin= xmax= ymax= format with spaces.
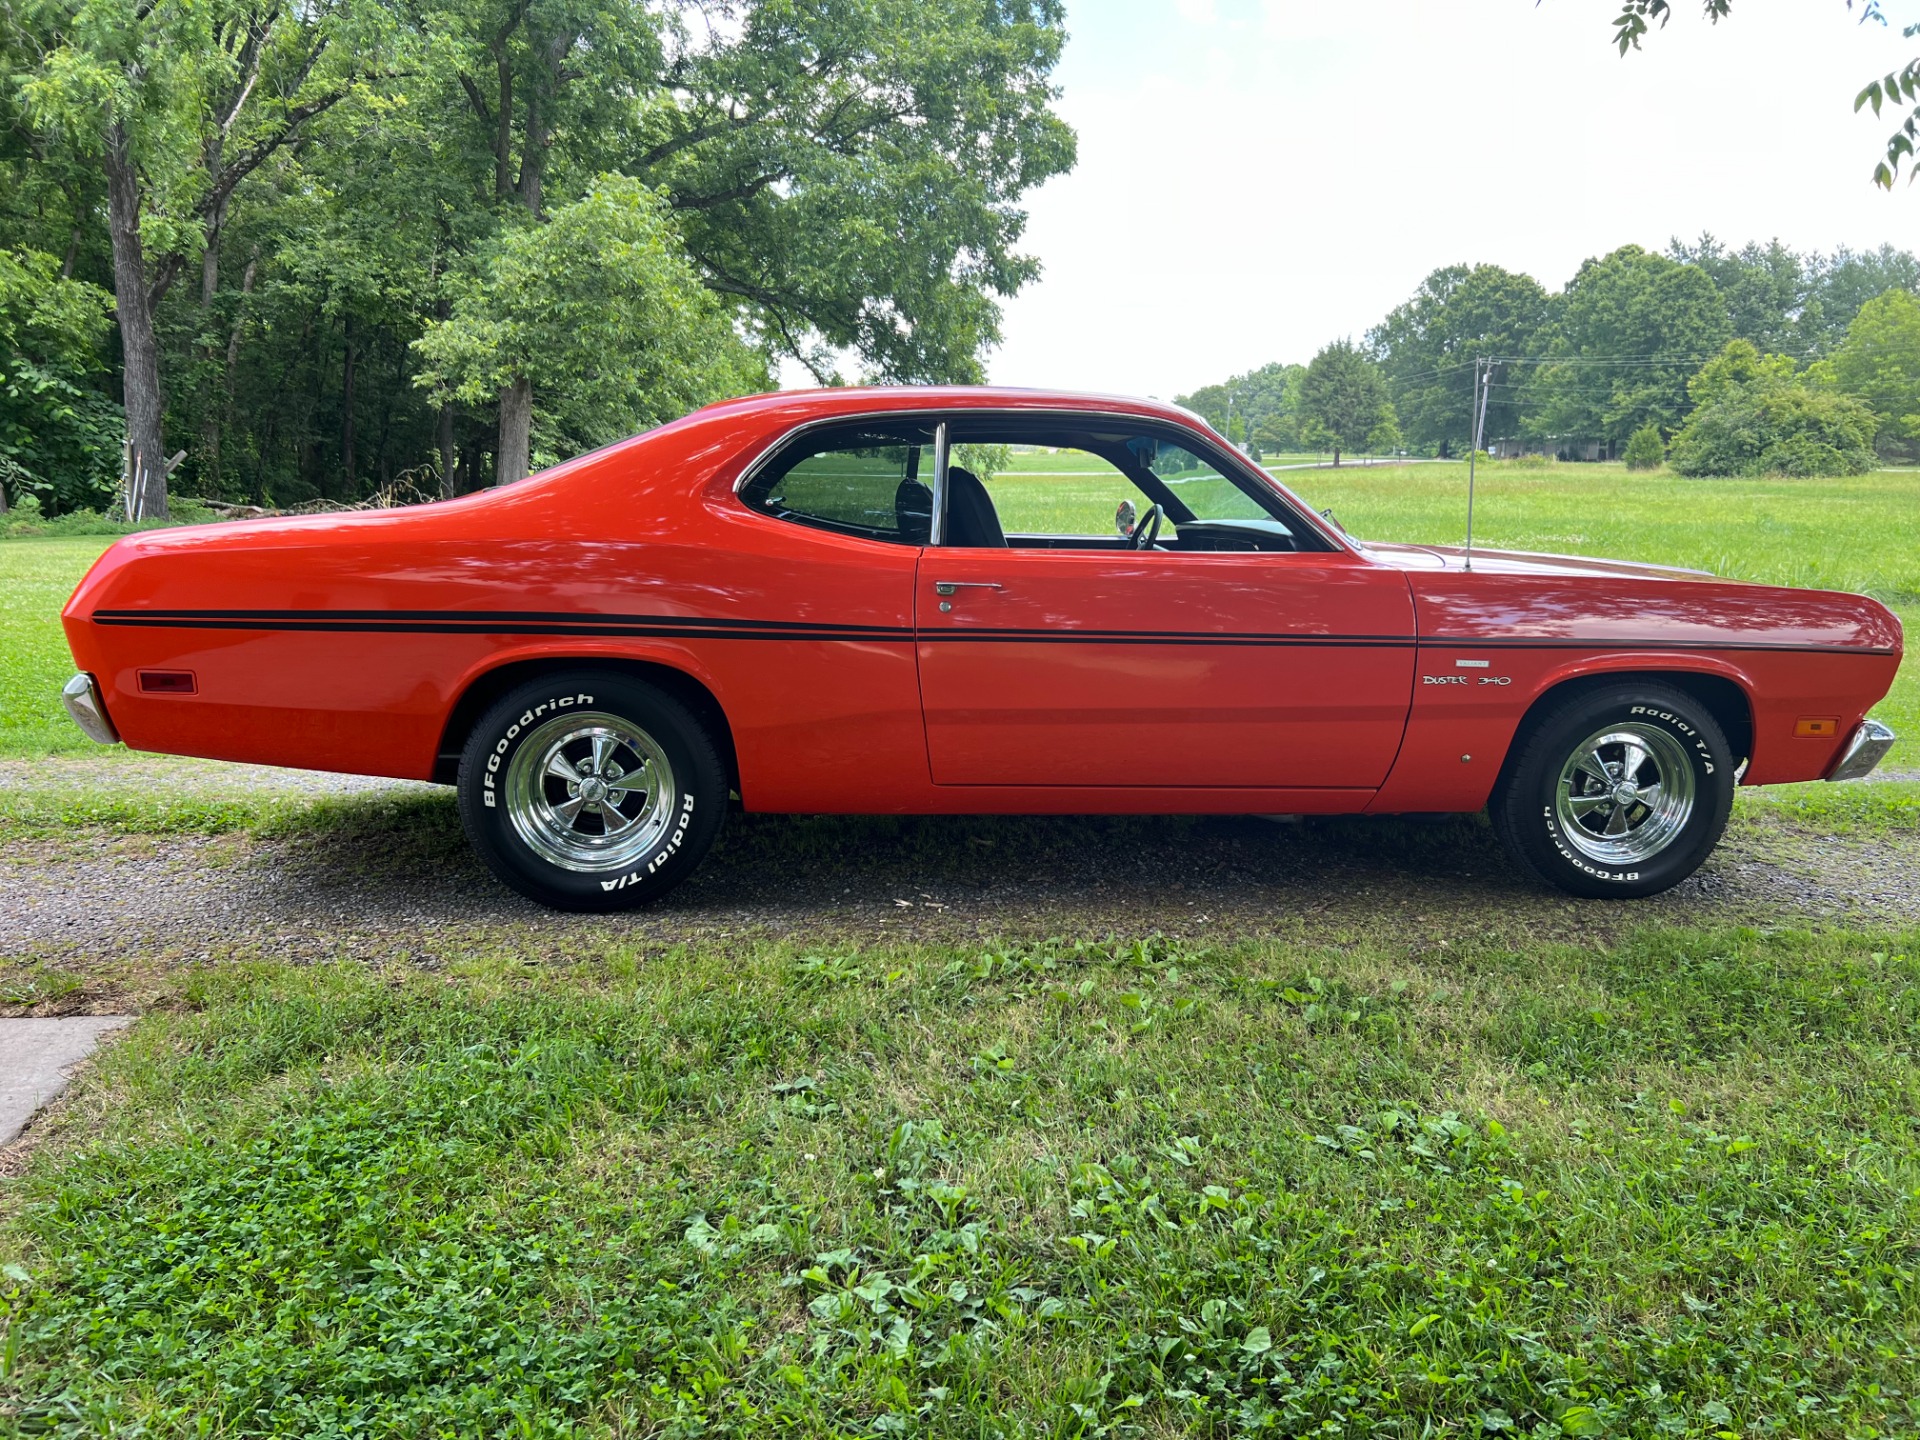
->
xmin=61 ymin=413 xmax=931 ymax=802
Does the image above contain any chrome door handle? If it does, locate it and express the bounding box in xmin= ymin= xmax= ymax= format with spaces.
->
xmin=934 ymin=581 xmax=1004 ymax=596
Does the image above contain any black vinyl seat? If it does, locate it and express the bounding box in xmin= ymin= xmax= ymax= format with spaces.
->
xmin=943 ymin=466 xmax=1006 ymax=547
xmin=894 ymin=477 xmax=933 ymax=544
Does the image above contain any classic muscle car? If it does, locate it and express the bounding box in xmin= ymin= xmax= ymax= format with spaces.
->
xmin=61 ymin=387 xmax=1900 ymax=909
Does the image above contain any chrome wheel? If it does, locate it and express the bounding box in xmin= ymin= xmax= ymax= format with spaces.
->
xmin=504 ymin=712 xmax=676 ymax=873
xmin=1554 ymin=723 xmax=1696 ymax=866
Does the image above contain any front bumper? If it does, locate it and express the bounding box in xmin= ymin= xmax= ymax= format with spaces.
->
xmin=1826 ymin=719 xmax=1896 ymax=782
xmin=61 ymin=672 xmax=120 ymax=746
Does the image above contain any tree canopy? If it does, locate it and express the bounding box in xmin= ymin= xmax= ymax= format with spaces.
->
xmin=1827 ymin=288 xmax=1920 ymax=455
xmin=1367 ymin=263 xmax=1549 ymax=455
xmin=1180 ymin=232 xmax=1920 ymax=475
xmin=1298 ymin=340 xmax=1394 ymax=466
xmin=1524 ymin=246 xmax=1731 ymax=445
xmin=0 ymin=0 xmax=1075 ymax=514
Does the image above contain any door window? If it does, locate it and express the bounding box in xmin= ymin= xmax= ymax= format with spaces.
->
xmin=946 ymin=421 xmax=1321 ymax=552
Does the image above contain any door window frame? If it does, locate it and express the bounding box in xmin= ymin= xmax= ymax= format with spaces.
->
xmin=733 ymin=407 xmax=1347 ymax=554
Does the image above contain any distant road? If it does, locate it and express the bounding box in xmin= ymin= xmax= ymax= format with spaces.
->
xmin=1264 ymin=457 xmax=1460 ymax=473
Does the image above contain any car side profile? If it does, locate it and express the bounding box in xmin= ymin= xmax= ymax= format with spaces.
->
xmin=61 ymin=387 xmax=1901 ymax=908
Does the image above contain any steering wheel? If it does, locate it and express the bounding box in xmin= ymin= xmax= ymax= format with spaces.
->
xmin=1128 ymin=503 xmax=1165 ymax=550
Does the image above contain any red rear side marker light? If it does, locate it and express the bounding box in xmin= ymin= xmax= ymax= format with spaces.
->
xmin=138 ymin=670 xmax=197 ymax=695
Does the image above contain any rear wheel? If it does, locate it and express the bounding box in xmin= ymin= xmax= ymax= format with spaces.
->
xmin=457 ymin=672 xmax=724 ymax=911
xmin=1490 ymin=681 xmax=1734 ymax=898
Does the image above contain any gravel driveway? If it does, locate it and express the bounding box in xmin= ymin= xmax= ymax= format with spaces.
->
xmin=5 ymin=758 xmax=1916 ymax=1011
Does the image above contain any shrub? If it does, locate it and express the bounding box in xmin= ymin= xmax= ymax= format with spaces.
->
xmin=1669 ymin=383 xmax=1876 ymax=477
xmin=1622 ymin=425 xmax=1665 ymax=470
xmin=0 ymin=249 xmax=123 ymax=514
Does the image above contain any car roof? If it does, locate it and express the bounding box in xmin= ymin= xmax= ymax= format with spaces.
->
xmin=681 ymin=385 xmax=1213 ymax=430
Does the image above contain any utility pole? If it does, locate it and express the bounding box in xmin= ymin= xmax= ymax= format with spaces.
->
xmin=1464 ymin=357 xmax=1491 ymax=572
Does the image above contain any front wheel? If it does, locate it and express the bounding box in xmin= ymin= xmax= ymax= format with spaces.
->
xmin=1490 ymin=682 xmax=1734 ymax=898
xmin=457 ymin=672 xmax=725 ymax=911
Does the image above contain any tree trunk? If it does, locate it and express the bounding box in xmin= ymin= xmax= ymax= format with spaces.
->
xmin=494 ymin=51 xmax=514 ymax=198
xmin=104 ymin=120 xmax=168 ymax=521
xmin=438 ymin=404 xmax=456 ymax=497
xmin=341 ymin=316 xmax=356 ymax=492
xmin=200 ymin=140 xmax=228 ymax=306
xmin=496 ymin=375 xmax=531 ymax=485
xmin=1331 ymin=447 xmax=1341 ymax=468
xmin=516 ymin=88 xmax=545 ymax=215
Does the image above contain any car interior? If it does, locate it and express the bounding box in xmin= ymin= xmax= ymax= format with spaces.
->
xmin=745 ymin=416 xmax=1331 ymax=554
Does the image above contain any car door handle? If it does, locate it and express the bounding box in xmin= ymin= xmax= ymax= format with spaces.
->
xmin=934 ymin=581 xmax=1003 ymax=596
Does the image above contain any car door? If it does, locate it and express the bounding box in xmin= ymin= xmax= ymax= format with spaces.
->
xmin=914 ymin=424 xmax=1417 ymax=789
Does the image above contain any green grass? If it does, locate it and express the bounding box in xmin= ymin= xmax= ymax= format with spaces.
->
xmin=3 ymin=928 xmax=1917 ymax=1436
xmin=0 ymin=537 xmax=116 ymax=756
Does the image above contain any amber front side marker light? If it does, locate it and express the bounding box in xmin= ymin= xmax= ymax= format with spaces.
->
xmin=1794 ymin=717 xmax=1840 ymax=738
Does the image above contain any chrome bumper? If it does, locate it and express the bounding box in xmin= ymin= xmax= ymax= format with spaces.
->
xmin=1826 ymin=719 xmax=1895 ymax=782
xmin=61 ymin=672 xmax=120 ymax=746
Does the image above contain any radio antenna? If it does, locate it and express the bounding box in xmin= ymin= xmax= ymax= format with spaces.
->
xmin=1464 ymin=356 xmax=1491 ymax=572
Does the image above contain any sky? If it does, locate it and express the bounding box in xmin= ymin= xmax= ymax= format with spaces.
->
xmin=980 ymin=0 xmax=1920 ymax=400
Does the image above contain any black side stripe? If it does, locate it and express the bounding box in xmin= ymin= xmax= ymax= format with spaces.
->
xmin=85 ymin=610 xmax=1893 ymax=656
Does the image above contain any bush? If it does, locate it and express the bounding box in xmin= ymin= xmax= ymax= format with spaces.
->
xmin=1669 ymin=383 xmax=1877 ymax=478
xmin=1623 ymin=425 xmax=1665 ymax=470
xmin=1509 ymin=451 xmax=1554 ymax=470
xmin=0 ymin=249 xmax=123 ymax=514
xmin=2 ymin=495 xmax=223 ymax=538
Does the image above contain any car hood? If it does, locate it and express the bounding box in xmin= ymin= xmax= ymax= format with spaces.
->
xmin=1355 ymin=539 xmax=1719 ymax=582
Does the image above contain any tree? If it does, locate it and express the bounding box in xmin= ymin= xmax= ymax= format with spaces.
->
xmin=626 ymin=2 xmax=1075 ymax=383
xmin=1298 ymin=340 xmax=1392 ymax=466
xmin=1828 ymin=288 xmax=1920 ymax=455
xmin=3 ymin=0 xmax=1075 ymax=511
xmin=1668 ymin=344 xmax=1876 ymax=476
xmin=1687 ymin=338 xmax=1797 ymax=408
xmin=1367 ymin=263 xmax=1550 ymax=454
xmin=1176 ymin=362 xmax=1305 ymax=451
xmin=412 ymin=178 xmax=767 ymax=484
xmin=1622 ymin=424 xmax=1666 ymax=470
xmin=16 ymin=0 xmax=385 ymax=518
xmin=1666 ymin=234 xmax=1807 ymax=354
xmin=1802 ymin=245 xmax=1920 ymax=351
xmin=1525 ymin=246 xmax=1730 ymax=446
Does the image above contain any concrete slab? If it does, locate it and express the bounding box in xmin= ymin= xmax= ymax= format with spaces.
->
xmin=0 ymin=1017 xmax=133 ymax=1146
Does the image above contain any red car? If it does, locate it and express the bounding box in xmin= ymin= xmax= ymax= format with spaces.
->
xmin=61 ymin=387 xmax=1900 ymax=908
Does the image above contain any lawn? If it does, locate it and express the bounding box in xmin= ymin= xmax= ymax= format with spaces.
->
xmin=3 ymin=929 xmax=1918 ymax=1436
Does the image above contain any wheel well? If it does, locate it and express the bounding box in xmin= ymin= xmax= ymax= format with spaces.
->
xmin=1503 ymin=670 xmax=1754 ymax=780
xmin=431 ymin=657 xmax=740 ymax=791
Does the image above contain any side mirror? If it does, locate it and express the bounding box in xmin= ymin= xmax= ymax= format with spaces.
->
xmin=1114 ymin=499 xmax=1137 ymax=538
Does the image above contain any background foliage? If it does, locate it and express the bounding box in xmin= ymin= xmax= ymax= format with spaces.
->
xmin=0 ymin=0 xmax=1075 ymax=512
xmin=1182 ymin=234 xmax=1920 ymax=476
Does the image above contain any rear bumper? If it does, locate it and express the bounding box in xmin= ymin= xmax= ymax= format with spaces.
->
xmin=1826 ymin=719 xmax=1895 ymax=782
xmin=61 ymin=672 xmax=120 ymax=746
